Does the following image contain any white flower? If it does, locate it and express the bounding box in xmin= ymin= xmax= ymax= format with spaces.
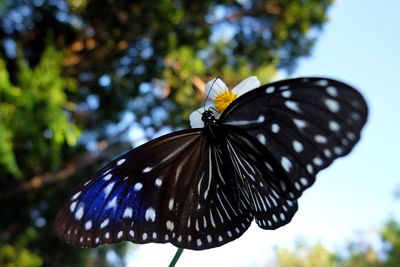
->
xmin=189 ymin=76 xmax=260 ymax=128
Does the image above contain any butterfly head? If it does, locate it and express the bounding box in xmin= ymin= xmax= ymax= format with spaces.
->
xmin=201 ymin=110 xmax=217 ymax=125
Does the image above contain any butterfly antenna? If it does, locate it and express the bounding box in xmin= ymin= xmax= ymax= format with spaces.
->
xmin=209 ymin=106 xmax=218 ymax=112
xmin=203 ymin=76 xmax=220 ymax=111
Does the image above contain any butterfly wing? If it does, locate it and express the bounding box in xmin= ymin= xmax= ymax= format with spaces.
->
xmin=54 ymin=129 xmax=253 ymax=250
xmin=219 ymin=77 xmax=368 ymax=228
xmin=223 ymin=128 xmax=299 ymax=230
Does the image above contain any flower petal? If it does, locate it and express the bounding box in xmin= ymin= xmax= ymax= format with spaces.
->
xmin=205 ymin=78 xmax=228 ymax=100
xmin=189 ymin=107 xmax=206 ymax=128
xmin=232 ymin=76 xmax=260 ymax=96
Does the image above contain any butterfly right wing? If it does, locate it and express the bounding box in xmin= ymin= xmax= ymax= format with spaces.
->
xmin=223 ymin=128 xmax=299 ymax=230
xmin=219 ymin=78 xmax=368 ymax=230
xmin=220 ymin=78 xmax=368 ymax=201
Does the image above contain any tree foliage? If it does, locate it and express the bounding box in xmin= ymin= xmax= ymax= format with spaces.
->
xmin=0 ymin=0 xmax=334 ymax=266
xmin=272 ymin=219 xmax=400 ymax=267
xmin=274 ymin=241 xmax=336 ymax=267
xmin=0 ymin=46 xmax=79 ymax=179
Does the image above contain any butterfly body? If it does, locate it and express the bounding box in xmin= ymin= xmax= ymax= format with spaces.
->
xmin=55 ymin=77 xmax=368 ymax=250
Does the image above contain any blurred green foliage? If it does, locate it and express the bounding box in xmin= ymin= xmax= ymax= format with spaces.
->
xmin=0 ymin=46 xmax=79 ymax=179
xmin=274 ymin=241 xmax=336 ymax=267
xmin=0 ymin=228 xmax=42 ymax=267
xmin=272 ymin=219 xmax=400 ymax=267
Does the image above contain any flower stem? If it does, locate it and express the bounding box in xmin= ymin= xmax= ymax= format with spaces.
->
xmin=168 ymin=248 xmax=184 ymax=267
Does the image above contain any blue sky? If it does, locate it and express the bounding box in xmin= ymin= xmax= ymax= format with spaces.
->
xmin=127 ymin=1 xmax=400 ymax=266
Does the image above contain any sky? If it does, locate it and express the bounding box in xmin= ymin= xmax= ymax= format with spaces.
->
xmin=126 ymin=1 xmax=400 ymax=266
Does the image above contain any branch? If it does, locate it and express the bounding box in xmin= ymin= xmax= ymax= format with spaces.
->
xmin=208 ymin=3 xmax=282 ymax=25
xmin=163 ymin=58 xmax=206 ymax=95
xmin=191 ymin=75 xmax=206 ymax=95
xmin=0 ymin=127 xmax=131 ymax=200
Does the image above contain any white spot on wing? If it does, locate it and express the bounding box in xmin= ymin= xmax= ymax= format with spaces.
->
xmin=351 ymin=112 xmax=361 ymax=121
xmin=83 ymin=179 xmax=92 ymax=186
xmin=70 ymin=201 xmax=77 ymax=212
xmin=285 ymin=100 xmax=301 ymax=112
xmin=314 ymin=135 xmax=328 ymax=143
xmin=307 ymin=164 xmax=313 ymax=174
xmin=324 ymin=149 xmax=332 ymax=158
xmin=313 ymin=157 xmax=323 ymax=166
xmin=347 ymin=132 xmax=356 ymax=140
xmin=103 ymin=174 xmax=112 ymax=181
xmin=145 ymin=207 xmax=156 ymax=222
xmin=168 ymin=198 xmax=174 ymax=210
xmin=293 ymin=118 xmax=307 ymax=129
xmin=107 ymin=196 xmax=117 ymax=210
xmin=117 ymin=231 xmax=123 ymax=239
xmin=329 ymin=121 xmax=340 ymax=131
xmin=103 ymin=182 xmax=115 ymax=197
xmin=266 ymin=86 xmax=275 ymax=93
xmin=100 ymin=218 xmax=109 ymax=229
xmin=257 ymin=134 xmax=266 ymax=145
xmin=85 ymin=220 xmax=92 ymax=230
xmin=154 ymin=177 xmax=162 ymax=187
xmin=300 ymin=177 xmax=308 ymax=186
xmin=282 ymin=90 xmax=291 ymax=97
xmin=117 ymin=158 xmax=126 ymax=165
xmin=271 ymin=123 xmax=280 ymax=133
xmin=134 ymin=183 xmax=143 ymax=191
xmin=325 ymin=99 xmax=340 ymax=112
xmin=292 ymin=140 xmax=303 ymax=153
xmin=281 ymin=157 xmax=292 ymax=172
xmin=334 ymin=147 xmax=343 ymax=155
xmin=75 ymin=205 xmax=84 ymax=220
xmin=71 ymin=191 xmax=81 ymax=201
xmin=103 ymin=168 xmax=112 ymax=176
xmin=166 ymin=220 xmax=174 ymax=231
xmin=123 ymin=207 xmax=133 ymax=218
xmin=225 ymin=116 xmax=266 ymax=126
xmin=326 ymin=86 xmax=338 ymax=97
xmin=316 ymin=79 xmax=329 ymax=86
xmin=142 ymin=166 xmax=152 ymax=173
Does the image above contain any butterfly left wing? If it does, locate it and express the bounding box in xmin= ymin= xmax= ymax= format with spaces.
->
xmin=219 ymin=77 xmax=368 ymax=228
xmin=54 ymin=129 xmax=253 ymax=250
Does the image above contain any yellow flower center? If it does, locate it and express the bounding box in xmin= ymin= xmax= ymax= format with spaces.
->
xmin=214 ymin=91 xmax=237 ymax=112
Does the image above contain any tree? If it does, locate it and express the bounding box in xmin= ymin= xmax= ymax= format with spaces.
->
xmin=381 ymin=219 xmax=400 ymax=267
xmin=272 ymin=240 xmax=337 ymax=267
xmin=0 ymin=0 xmax=334 ymax=266
xmin=271 ymin=217 xmax=400 ymax=267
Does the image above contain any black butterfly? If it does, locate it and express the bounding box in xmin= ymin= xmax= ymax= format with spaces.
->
xmin=54 ymin=77 xmax=368 ymax=250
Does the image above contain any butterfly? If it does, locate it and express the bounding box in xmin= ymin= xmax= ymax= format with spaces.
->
xmin=54 ymin=77 xmax=368 ymax=250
